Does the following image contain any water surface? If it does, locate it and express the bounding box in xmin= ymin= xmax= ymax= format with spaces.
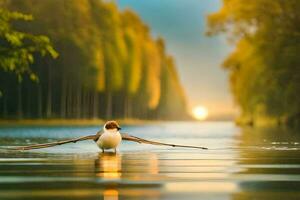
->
xmin=0 ymin=122 xmax=300 ymax=200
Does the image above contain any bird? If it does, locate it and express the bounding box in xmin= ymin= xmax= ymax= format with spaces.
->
xmin=96 ymin=120 xmax=122 ymax=153
xmin=3 ymin=121 xmax=208 ymax=152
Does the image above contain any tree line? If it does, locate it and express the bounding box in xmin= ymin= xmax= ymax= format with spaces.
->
xmin=207 ymin=0 xmax=300 ymax=127
xmin=0 ymin=0 xmax=188 ymax=120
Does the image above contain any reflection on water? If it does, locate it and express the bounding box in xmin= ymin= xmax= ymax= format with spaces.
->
xmin=96 ymin=153 xmax=122 ymax=180
xmin=96 ymin=153 xmax=121 ymax=200
xmin=0 ymin=122 xmax=300 ymax=199
xmin=103 ymin=189 xmax=118 ymax=200
xmin=232 ymin=126 xmax=300 ymax=200
xmin=95 ymin=153 xmax=160 ymax=200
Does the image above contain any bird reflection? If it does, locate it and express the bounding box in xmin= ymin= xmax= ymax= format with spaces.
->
xmin=94 ymin=152 xmax=161 ymax=199
xmin=95 ymin=152 xmax=122 ymax=179
xmin=103 ymin=189 xmax=119 ymax=200
xmin=95 ymin=152 xmax=121 ymax=200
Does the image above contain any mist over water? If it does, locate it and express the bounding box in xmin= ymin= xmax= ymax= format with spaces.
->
xmin=0 ymin=122 xmax=300 ymax=199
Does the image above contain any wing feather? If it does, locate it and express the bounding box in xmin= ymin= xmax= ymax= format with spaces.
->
xmin=4 ymin=134 xmax=100 ymax=151
xmin=121 ymin=133 xmax=208 ymax=150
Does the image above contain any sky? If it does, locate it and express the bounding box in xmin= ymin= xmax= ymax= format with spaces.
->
xmin=117 ymin=0 xmax=236 ymax=119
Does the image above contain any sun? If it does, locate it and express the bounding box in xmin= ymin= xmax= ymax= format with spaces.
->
xmin=192 ymin=106 xmax=208 ymax=120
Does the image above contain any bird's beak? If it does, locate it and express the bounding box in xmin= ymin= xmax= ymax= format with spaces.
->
xmin=117 ymin=127 xmax=121 ymax=131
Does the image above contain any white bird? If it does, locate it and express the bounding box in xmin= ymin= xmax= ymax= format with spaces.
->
xmin=96 ymin=121 xmax=122 ymax=153
xmin=5 ymin=121 xmax=208 ymax=152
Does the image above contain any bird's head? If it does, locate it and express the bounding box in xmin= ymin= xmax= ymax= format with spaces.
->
xmin=103 ymin=121 xmax=121 ymax=132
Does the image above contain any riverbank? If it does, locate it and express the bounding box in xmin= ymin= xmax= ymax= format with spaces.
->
xmin=236 ymin=115 xmax=300 ymax=128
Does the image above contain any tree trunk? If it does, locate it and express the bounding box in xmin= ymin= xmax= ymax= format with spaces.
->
xmin=123 ymin=94 xmax=132 ymax=119
xmin=17 ymin=83 xmax=23 ymax=119
xmin=37 ymin=84 xmax=42 ymax=118
xmin=82 ymin=89 xmax=89 ymax=119
xmin=82 ymin=89 xmax=86 ymax=118
xmin=92 ymin=90 xmax=99 ymax=119
xmin=3 ymin=94 xmax=7 ymax=118
xmin=106 ymin=92 xmax=112 ymax=119
xmin=60 ymin=78 xmax=67 ymax=118
xmin=46 ymin=63 xmax=52 ymax=118
xmin=26 ymin=85 xmax=31 ymax=118
xmin=88 ymin=90 xmax=92 ymax=118
xmin=66 ymin=83 xmax=72 ymax=118
xmin=124 ymin=94 xmax=128 ymax=119
xmin=127 ymin=95 xmax=132 ymax=119
xmin=75 ymin=86 xmax=82 ymax=119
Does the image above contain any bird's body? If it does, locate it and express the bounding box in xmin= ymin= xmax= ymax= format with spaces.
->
xmin=97 ymin=130 xmax=122 ymax=151
xmin=96 ymin=121 xmax=122 ymax=152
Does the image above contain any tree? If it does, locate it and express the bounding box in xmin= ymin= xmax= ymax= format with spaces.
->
xmin=122 ymin=10 xmax=144 ymax=118
xmin=0 ymin=7 xmax=57 ymax=118
xmin=1 ymin=0 xmax=189 ymax=120
xmin=207 ymin=0 xmax=300 ymax=126
xmin=0 ymin=8 xmax=57 ymax=83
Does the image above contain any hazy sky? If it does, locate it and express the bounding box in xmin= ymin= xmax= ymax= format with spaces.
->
xmin=117 ymin=0 xmax=236 ymax=118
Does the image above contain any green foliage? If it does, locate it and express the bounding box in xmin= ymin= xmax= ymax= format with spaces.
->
xmin=122 ymin=10 xmax=143 ymax=95
xmin=0 ymin=8 xmax=57 ymax=82
xmin=207 ymin=0 xmax=300 ymax=126
xmin=0 ymin=0 xmax=187 ymax=120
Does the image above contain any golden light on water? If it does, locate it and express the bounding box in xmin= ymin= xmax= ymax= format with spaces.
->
xmin=192 ymin=106 xmax=208 ymax=120
xmin=96 ymin=153 xmax=121 ymax=179
xmin=103 ymin=189 xmax=119 ymax=200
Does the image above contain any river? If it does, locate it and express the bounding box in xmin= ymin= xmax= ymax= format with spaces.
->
xmin=0 ymin=122 xmax=300 ymax=199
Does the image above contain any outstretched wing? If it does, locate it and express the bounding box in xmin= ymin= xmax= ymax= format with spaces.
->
xmin=4 ymin=133 xmax=101 ymax=151
xmin=2 ymin=131 xmax=207 ymax=151
xmin=121 ymin=133 xmax=208 ymax=150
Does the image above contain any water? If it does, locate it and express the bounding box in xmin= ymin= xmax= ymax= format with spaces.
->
xmin=0 ymin=122 xmax=300 ymax=200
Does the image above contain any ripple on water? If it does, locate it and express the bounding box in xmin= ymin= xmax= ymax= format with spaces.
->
xmin=0 ymin=122 xmax=300 ymax=200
